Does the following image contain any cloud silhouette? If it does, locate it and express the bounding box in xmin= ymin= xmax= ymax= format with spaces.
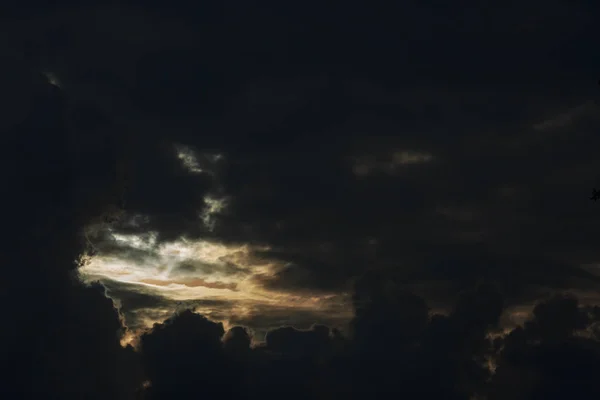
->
xmin=4 ymin=2 xmax=600 ymax=399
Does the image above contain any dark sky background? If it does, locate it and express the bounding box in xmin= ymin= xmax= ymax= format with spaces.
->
xmin=3 ymin=1 xmax=600 ymax=399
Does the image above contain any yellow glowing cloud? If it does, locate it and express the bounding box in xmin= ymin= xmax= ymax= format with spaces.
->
xmin=78 ymin=229 xmax=349 ymax=335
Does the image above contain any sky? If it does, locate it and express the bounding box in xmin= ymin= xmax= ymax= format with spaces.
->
xmin=2 ymin=1 xmax=600 ymax=399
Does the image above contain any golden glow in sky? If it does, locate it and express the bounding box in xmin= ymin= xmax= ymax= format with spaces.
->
xmin=78 ymin=229 xmax=350 ymax=337
xmin=76 ymin=143 xmax=350 ymax=340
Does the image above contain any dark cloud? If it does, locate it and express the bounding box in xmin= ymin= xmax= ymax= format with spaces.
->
xmin=265 ymin=324 xmax=332 ymax=357
xmin=139 ymin=310 xmax=235 ymax=400
xmin=491 ymin=294 xmax=600 ymax=399
xmin=5 ymin=2 xmax=600 ymax=399
xmin=1 ymin=54 xmax=142 ymax=399
xmin=227 ymin=302 xmax=351 ymax=341
xmin=131 ymin=282 xmax=600 ymax=399
xmin=114 ymin=139 xmax=215 ymax=242
xmin=222 ymin=325 xmax=252 ymax=353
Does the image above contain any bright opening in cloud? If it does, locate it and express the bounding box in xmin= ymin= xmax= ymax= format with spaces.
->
xmin=78 ymin=228 xmax=348 ymax=336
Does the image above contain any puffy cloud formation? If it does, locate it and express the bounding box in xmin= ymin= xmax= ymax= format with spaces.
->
xmin=3 ymin=1 xmax=600 ymax=399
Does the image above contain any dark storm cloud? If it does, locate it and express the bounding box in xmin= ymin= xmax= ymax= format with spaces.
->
xmin=206 ymin=82 xmax=600 ymax=299
xmin=5 ymin=2 xmax=600 ymax=398
xmin=490 ymin=294 xmax=600 ymax=399
xmin=130 ymin=283 xmax=600 ymax=399
xmin=106 ymin=138 xmax=216 ymax=242
xmin=1 ymin=54 xmax=142 ymax=399
xmin=138 ymin=310 xmax=234 ymax=399
xmin=228 ymin=303 xmax=351 ymax=341
xmin=12 ymin=0 xmax=595 ymax=302
xmin=264 ymin=325 xmax=332 ymax=357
